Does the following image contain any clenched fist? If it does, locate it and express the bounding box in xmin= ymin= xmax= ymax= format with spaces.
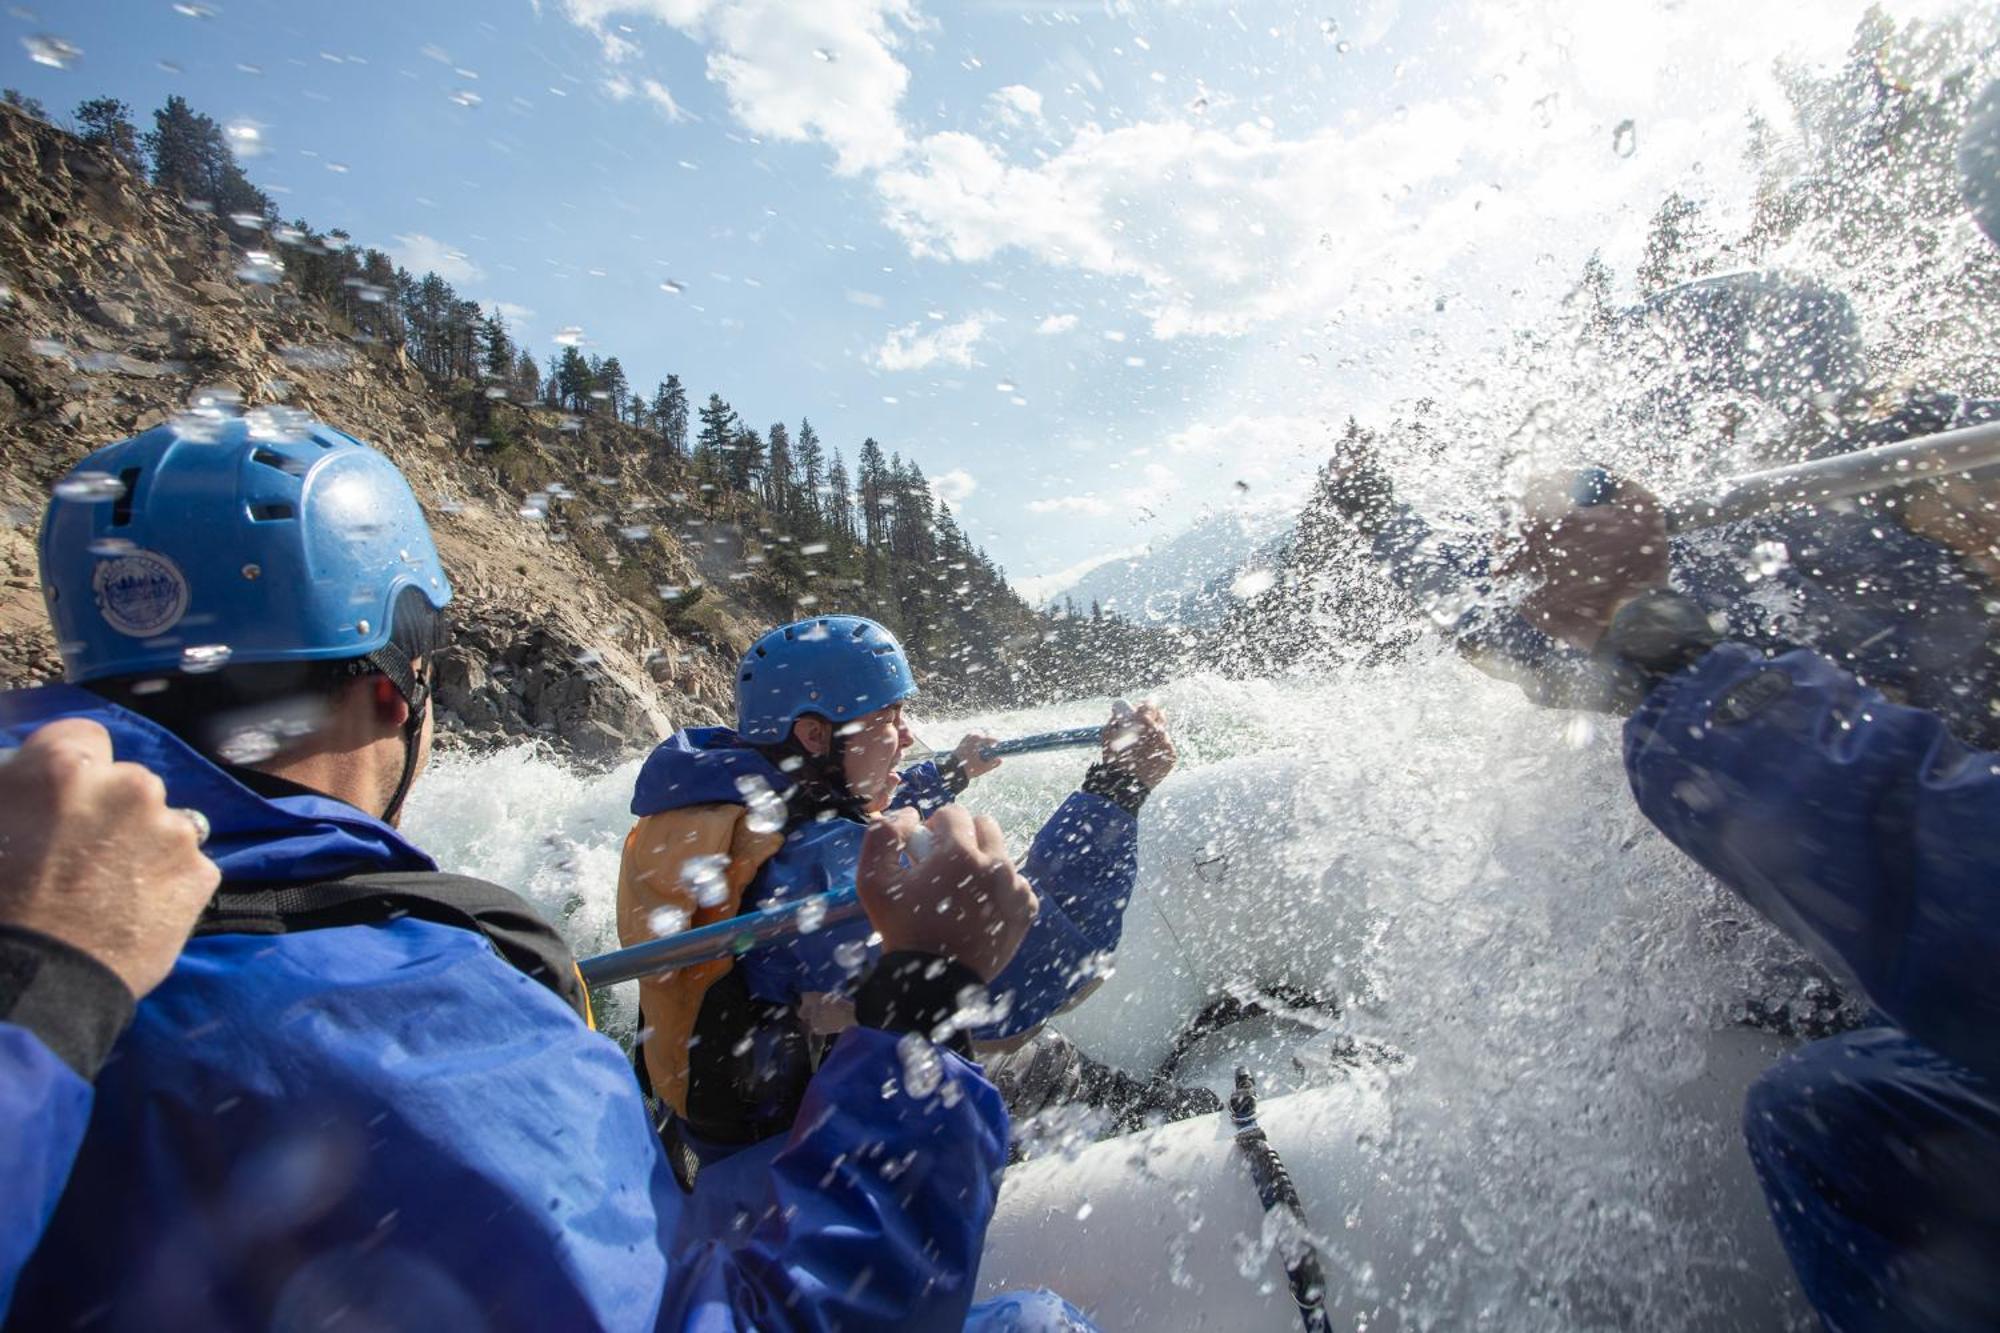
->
xmin=857 ymin=805 xmax=1038 ymax=983
xmin=0 ymin=719 xmax=220 ymax=998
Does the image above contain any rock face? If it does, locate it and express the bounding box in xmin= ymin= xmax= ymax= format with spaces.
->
xmin=0 ymin=105 xmax=752 ymax=764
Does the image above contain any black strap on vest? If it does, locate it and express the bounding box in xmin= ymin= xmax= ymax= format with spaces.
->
xmin=195 ymin=871 xmax=590 ymax=1024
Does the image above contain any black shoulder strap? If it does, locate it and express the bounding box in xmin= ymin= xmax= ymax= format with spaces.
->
xmin=196 ymin=872 xmax=592 ymax=1025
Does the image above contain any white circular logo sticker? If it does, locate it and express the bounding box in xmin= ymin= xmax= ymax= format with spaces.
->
xmin=92 ymin=550 xmax=191 ymax=638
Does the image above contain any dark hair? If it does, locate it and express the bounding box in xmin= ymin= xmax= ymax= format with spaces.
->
xmin=85 ymin=587 xmax=450 ymax=764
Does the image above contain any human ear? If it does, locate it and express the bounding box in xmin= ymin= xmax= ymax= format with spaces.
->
xmin=791 ymin=716 xmax=831 ymax=757
xmin=371 ymin=676 xmax=412 ymax=728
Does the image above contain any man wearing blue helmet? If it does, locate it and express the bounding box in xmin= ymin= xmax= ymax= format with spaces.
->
xmin=618 ymin=615 xmax=1192 ymax=1216
xmin=0 ymin=416 xmax=1072 ymax=1333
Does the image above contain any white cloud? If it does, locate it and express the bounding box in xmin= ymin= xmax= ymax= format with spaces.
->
xmin=930 ymin=467 xmax=976 ymax=505
xmin=872 ymin=314 xmax=988 ymax=371
xmin=641 ymin=78 xmax=691 ymax=121
xmin=988 ymin=84 xmax=1042 ymax=123
xmin=1036 ymin=313 xmax=1078 ymax=335
xmin=489 ymin=301 xmax=536 ymax=332
xmin=1027 ymin=494 xmax=1114 ymax=516
xmin=388 ymin=233 xmax=482 ymax=284
xmin=561 ymin=0 xmax=919 ymax=173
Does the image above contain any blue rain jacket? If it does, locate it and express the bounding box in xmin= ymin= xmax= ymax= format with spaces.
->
xmin=1365 ymin=395 xmax=2000 ymax=746
xmin=629 ymin=728 xmax=1140 ymax=1040
xmin=0 ymin=1026 xmax=93 ymax=1320
xmin=1624 ymin=646 xmax=2000 ymax=1330
xmin=0 ymin=685 xmax=1017 ymax=1333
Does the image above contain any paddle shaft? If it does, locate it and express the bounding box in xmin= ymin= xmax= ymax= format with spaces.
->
xmin=1664 ymin=418 xmax=2000 ymax=532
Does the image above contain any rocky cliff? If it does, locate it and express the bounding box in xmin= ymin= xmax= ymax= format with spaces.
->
xmin=0 ymin=104 xmax=777 ymax=762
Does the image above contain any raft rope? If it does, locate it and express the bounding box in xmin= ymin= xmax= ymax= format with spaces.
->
xmin=1230 ymin=1067 xmax=1333 ymax=1333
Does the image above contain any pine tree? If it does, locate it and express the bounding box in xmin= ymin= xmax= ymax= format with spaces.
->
xmin=75 ymin=97 xmax=142 ymax=169
xmin=653 ymin=376 xmax=689 ymax=458
xmin=598 ymin=356 xmax=630 ymax=419
xmin=554 ymin=346 xmax=592 ymax=411
xmin=794 ymin=418 xmax=825 ymax=521
xmin=479 ymin=310 xmax=514 ymax=382
xmin=144 ymin=95 xmax=270 ymax=218
xmin=857 ymin=437 xmax=888 ymax=547
xmin=828 ymin=451 xmax=853 ymax=539
xmin=695 ymin=394 xmax=737 ymax=472
xmin=765 ymin=421 xmax=792 ymax=513
xmin=1636 ymin=192 xmax=1716 ymax=295
xmin=729 ymin=425 xmax=766 ymax=493
xmin=512 ymin=348 xmax=541 ymax=401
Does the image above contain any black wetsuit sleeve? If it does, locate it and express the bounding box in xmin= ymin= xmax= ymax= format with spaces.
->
xmin=854 ymin=951 xmax=984 ymax=1058
xmin=1081 ymin=762 xmax=1151 ymax=815
xmin=0 ymin=925 xmax=135 ymax=1080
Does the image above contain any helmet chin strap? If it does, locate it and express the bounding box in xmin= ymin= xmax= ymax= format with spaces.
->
xmin=353 ymin=641 xmax=429 ymax=827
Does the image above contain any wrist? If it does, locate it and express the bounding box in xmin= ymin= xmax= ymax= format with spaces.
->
xmin=854 ymin=951 xmax=985 ymax=1056
xmin=0 ymin=923 xmax=137 ymax=1078
xmin=1082 ymin=762 xmax=1151 ymax=815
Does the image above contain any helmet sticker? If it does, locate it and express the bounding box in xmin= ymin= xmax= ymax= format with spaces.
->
xmin=92 ymin=549 xmax=191 ymax=638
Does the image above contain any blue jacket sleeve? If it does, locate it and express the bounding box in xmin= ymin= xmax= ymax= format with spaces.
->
xmin=1624 ymin=643 xmax=2000 ymax=1082
xmin=659 ymin=1026 xmax=1009 ymax=1332
xmin=0 ymin=1025 xmax=94 ymax=1321
xmin=978 ymin=792 xmax=1138 ymax=1039
xmin=892 ymin=760 xmax=958 ymax=817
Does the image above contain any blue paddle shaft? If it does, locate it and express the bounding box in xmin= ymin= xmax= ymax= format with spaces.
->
xmin=979 ymin=726 xmax=1103 ymax=760
xmin=578 ymin=887 xmax=866 ymax=988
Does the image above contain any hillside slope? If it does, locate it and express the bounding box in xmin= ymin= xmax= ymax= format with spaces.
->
xmin=0 ymin=105 xmax=809 ymax=759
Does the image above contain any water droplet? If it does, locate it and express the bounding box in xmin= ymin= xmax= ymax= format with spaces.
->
xmin=795 ymin=896 xmax=827 ymax=934
xmin=618 ymin=524 xmax=652 ymax=541
xmin=172 ymin=3 xmax=220 ymax=17
xmin=1318 ymin=17 xmax=1338 ymax=38
xmin=800 ymin=541 xmax=829 ymax=556
xmin=996 ymin=380 xmax=1017 ymax=393
xmin=735 ymin=774 xmax=788 ymax=834
xmin=180 ymin=644 xmax=234 ymax=674
xmin=813 ymin=47 xmax=836 ymax=62
xmin=235 ymin=251 xmax=285 ymax=284
xmin=224 ymin=121 xmax=265 ymax=157
xmin=1230 ymin=567 xmax=1277 ymax=600
xmin=227 ymin=211 xmax=266 ymax=230
xmin=552 ymin=326 xmax=584 ymax=347
xmin=87 ymin=537 xmax=135 ymax=556
xmin=28 ymin=338 xmax=68 ymax=361
xmin=648 ymin=906 xmax=690 ymax=937
xmin=658 ymin=279 xmax=685 ymax=295
xmin=896 ymin=1032 xmax=943 ymax=1099
xmin=834 ymin=938 xmax=869 ymax=972
xmin=1750 ymin=539 xmax=1790 ymax=578
xmin=1075 ymin=1201 xmax=1094 ymax=1221
xmin=680 ymin=853 xmax=732 ymax=908
xmin=23 ymin=33 xmax=79 ymax=69
xmin=1612 ymin=118 xmax=1637 ymax=158
xmin=449 ymin=89 xmax=482 ymax=108
xmin=54 ymin=471 xmax=126 ymax=502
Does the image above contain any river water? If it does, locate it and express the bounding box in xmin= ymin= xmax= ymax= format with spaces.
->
xmin=405 ymin=646 xmax=1822 ymax=1328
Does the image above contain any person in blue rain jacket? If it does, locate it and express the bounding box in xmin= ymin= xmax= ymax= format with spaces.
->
xmin=1321 ymin=271 xmax=2000 ymax=748
xmin=1504 ymin=469 xmax=2000 ymax=1332
xmin=2 ymin=417 xmax=1079 ymax=1333
xmin=617 ymin=616 xmax=1191 ymax=1216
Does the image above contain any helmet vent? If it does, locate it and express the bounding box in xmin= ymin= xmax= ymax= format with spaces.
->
xmin=249 ymin=502 xmax=295 ymax=522
xmin=850 ymin=623 xmax=867 ymax=639
xmin=251 ymin=447 xmax=311 ymax=477
xmin=109 ymin=467 xmax=141 ymax=526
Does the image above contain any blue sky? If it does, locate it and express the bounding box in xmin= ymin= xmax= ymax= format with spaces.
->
xmin=9 ymin=0 xmax=1973 ymax=597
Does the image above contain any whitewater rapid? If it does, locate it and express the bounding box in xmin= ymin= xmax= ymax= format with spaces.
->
xmin=404 ymin=648 xmax=1817 ymax=1329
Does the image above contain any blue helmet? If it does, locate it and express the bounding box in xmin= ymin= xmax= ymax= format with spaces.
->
xmin=735 ymin=616 xmax=917 ymax=744
xmin=40 ymin=415 xmax=452 ymax=683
